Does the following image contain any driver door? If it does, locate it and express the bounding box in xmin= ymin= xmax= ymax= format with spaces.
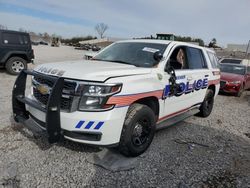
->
xmin=161 ymin=45 xmax=210 ymax=121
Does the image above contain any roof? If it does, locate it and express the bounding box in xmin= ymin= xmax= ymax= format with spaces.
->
xmin=116 ymin=39 xmax=172 ymax=45
xmin=0 ymin=29 xmax=29 ymax=35
xmin=116 ymin=39 xmax=208 ymax=50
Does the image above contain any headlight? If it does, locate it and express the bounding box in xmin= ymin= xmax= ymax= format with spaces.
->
xmin=228 ymin=81 xmax=241 ymax=84
xmin=78 ymin=83 xmax=122 ymax=111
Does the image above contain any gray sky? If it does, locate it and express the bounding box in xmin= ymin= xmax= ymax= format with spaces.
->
xmin=0 ymin=0 xmax=249 ymax=46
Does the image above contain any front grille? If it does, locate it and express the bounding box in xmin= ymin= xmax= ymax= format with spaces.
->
xmin=32 ymin=75 xmax=77 ymax=111
xmin=220 ymin=80 xmax=226 ymax=88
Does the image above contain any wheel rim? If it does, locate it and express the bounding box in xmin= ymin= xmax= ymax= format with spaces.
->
xmin=132 ymin=117 xmax=151 ymax=146
xmin=11 ymin=61 xmax=25 ymax=73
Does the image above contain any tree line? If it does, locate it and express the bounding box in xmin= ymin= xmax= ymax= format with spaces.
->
xmin=1 ymin=23 xmax=219 ymax=47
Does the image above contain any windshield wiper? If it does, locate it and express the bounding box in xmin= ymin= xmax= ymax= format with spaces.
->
xmin=108 ymin=60 xmax=135 ymax=66
xmin=93 ymin=59 xmax=136 ymax=66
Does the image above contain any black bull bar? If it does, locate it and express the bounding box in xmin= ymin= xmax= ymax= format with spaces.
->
xmin=12 ymin=69 xmax=64 ymax=143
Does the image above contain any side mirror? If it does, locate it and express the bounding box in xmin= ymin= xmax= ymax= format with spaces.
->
xmin=153 ymin=51 xmax=163 ymax=63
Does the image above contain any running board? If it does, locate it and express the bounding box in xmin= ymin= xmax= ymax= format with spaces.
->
xmin=156 ymin=107 xmax=200 ymax=130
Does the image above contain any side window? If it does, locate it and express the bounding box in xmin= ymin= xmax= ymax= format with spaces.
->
xmin=168 ymin=46 xmax=189 ymax=70
xmin=207 ymin=52 xmax=219 ymax=68
xmin=2 ymin=33 xmax=27 ymax=45
xmin=186 ymin=47 xmax=207 ymax=69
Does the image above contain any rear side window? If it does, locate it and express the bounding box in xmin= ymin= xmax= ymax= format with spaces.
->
xmin=2 ymin=33 xmax=29 ymax=45
xmin=207 ymin=52 xmax=219 ymax=68
xmin=186 ymin=47 xmax=207 ymax=69
xmin=220 ymin=59 xmax=241 ymax=64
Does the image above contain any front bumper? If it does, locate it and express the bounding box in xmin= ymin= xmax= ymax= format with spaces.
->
xmin=220 ymin=83 xmax=241 ymax=94
xmin=12 ymin=69 xmax=128 ymax=146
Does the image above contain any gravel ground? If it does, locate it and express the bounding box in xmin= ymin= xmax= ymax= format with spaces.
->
xmin=0 ymin=46 xmax=250 ymax=188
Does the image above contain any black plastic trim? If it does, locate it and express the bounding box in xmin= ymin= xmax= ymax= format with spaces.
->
xmin=12 ymin=69 xmax=64 ymax=143
xmin=63 ymin=130 xmax=102 ymax=141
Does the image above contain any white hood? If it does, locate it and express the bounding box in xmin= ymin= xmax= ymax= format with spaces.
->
xmin=34 ymin=60 xmax=151 ymax=82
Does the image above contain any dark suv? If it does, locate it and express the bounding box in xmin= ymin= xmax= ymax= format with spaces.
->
xmin=0 ymin=30 xmax=34 ymax=75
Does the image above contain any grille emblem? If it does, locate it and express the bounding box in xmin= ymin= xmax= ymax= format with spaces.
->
xmin=37 ymin=84 xmax=51 ymax=95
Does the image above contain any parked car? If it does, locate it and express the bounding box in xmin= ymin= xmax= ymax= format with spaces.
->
xmin=0 ymin=29 xmax=34 ymax=75
xmin=92 ymin=45 xmax=101 ymax=51
xmin=39 ymin=41 xmax=48 ymax=45
xmin=12 ymin=40 xmax=220 ymax=157
xmin=31 ymin=41 xmax=39 ymax=46
xmin=219 ymin=63 xmax=250 ymax=96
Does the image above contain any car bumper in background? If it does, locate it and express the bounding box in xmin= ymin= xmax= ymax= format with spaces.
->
xmin=220 ymin=80 xmax=241 ymax=94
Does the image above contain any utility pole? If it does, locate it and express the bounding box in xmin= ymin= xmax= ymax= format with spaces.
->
xmin=245 ymin=40 xmax=250 ymax=58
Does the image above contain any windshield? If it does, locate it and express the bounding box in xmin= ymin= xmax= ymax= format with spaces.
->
xmin=220 ymin=64 xmax=246 ymax=75
xmin=94 ymin=42 xmax=168 ymax=67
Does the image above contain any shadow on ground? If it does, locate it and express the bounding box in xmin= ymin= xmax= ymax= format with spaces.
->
xmin=86 ymin=121 xmax=250 ymax=187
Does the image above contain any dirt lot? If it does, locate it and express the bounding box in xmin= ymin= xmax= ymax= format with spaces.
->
xmin=0 ymin=46 xmax=250 ymax=187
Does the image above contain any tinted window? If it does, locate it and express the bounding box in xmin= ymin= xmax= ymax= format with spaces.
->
xmin=187 ymin=47 xmax=207 ymax=69
xmin=220 ymin=59 xmax=241 ymax=64
xmin=2 ymin=33 xmax=28 ymax=45
xmin=207 ymin=52 xmax=219 ymax=68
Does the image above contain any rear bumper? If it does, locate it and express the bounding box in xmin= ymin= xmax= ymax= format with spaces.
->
xmin=12 ymin=69 xmax=127 ymax=146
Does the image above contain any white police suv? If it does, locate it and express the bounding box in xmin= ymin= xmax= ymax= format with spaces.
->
xmin=12 ymin=40 xmax=220 ymax=157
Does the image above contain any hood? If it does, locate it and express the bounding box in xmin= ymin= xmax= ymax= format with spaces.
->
xmin=220 ymin=72 xmax=244 ymax=82
xmin=34 ymin=60 xmax=151 ymax=82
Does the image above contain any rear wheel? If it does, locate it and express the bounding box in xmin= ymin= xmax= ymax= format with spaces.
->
xmin=5 ymin=57 xmax=27 ymax=75
xmin=117 ymin=103 xmax=156 ymax=157
xmin=197 ymin=89 xmax=214 ymax=117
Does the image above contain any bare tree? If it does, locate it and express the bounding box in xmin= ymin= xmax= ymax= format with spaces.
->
xmin=95 ymin=23 xmax=108 ymax=38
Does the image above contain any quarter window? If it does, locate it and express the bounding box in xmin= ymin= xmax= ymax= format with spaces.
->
xmin=207 ymin=52 xmax=219 ymax=68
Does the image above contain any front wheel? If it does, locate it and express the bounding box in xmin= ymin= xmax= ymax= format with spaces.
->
xmin=5 ymin=57 xmax=27 ymax=75
xmin=117 ymin=103 xmax=156 ymax=157
xmin=197 ymin=89 xmax=214 ymax=117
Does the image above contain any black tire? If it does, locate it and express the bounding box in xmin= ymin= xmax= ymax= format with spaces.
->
xmin=117 ymin=103 xmax=156 ymax=157
xmin=197 ymin=89 xmax=214 ymax=117
xmin=236 ymin=84 xmax=244 ymax=97
xmin=5 ymin=57 xmax=27 ymax=75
